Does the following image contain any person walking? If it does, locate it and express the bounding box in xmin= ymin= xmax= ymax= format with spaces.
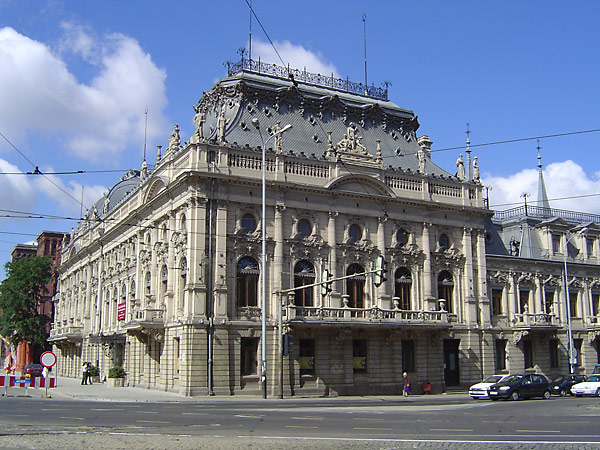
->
xmin=87 ymin=362 xmax=93 ymax=385
xmin=403 ymin=372 xmax=411 ymax=397
xmin=81 ymin=361 xmax=88 ymax=385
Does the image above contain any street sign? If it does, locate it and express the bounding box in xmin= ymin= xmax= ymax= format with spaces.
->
xmin=40 ymin=351 xmax=57 ymax=368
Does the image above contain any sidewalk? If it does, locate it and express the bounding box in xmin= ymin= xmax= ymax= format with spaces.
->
xmin=2 ymin=376 xmax=470 ymax=403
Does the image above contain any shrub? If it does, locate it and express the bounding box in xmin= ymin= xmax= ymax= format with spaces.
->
xmin=108 ymin=365 xmax=126 ymax=378
xmin=88 ymin=365 xmax=100 ymax=377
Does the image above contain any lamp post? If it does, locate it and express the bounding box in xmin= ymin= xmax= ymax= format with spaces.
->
xmin=251 ymin=118 xmax=292 ymax=399
xmin=563 ymin=227 xmax=587 ymax=374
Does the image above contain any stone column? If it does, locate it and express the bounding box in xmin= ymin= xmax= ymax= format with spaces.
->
xmin=421 ymin=223 xmax=434 ymax=310
xmin=462 ymin=227 xmax=476 ymax=324
xmin=273 ymin=204 xmax=285 ymax=321
xmin=188 ymin=197 xmax=207 ymax=320
xmin=475 ymin=229 xmax=490 ymax=327
xmin=534 ymin=275 xmax=543 ymax=315
xmin=376 ymin=216 xmax=390 ymax=308
xmin=508 ymin=272 xmax=517 ymax=321
xmin=166 ymin=211 xmax=176 ymax=321
xmin=213 ymin=200 xmax=229 ymax=319
xmin=328 ymin=211 xmax=340 ymax=307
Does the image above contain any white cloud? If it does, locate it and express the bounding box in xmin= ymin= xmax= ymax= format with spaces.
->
xmin=483 ymin=160 xmax=600 ymax=214
xmin=0 ymin=159 xmax=37 ymax=212
xmin=0 ymin=26 xmax=169 ymax=163
xmin=252 ymin=40 xmax=338 ymax=76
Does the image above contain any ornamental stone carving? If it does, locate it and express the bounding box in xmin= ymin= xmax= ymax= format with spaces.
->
xmin=336 ymin=123 xmax=371 ymax=161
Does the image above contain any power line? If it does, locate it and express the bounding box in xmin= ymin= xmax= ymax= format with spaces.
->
xmin=244 ymin=0 xmax=286 ymax=67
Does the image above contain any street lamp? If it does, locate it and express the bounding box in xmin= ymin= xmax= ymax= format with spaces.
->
xmin=251 ymin=118 xmax=292 ymax=399
xmin=563 ymin=227 xmax=587 ymax=374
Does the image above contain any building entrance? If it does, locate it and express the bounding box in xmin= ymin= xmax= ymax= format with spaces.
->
xmin=443 ymin=339 xmax=460 ymax=386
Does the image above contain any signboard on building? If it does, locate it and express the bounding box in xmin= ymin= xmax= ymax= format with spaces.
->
xmin=117 ymin=302 xmax=126 ymax=321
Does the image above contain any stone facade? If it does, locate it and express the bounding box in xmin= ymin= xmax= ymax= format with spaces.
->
xmin=50 ymin=60 xmax=600 ymax=396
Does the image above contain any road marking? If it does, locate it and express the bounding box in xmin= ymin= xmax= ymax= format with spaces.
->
xmin=8 ymin=414 xmax=30 ymax=417
xmin=91 ymin=408 xmax=124 ymax=411
xmin=135 ymin=420 xmax=171 ymax=424
xmin=354 ymin=418 xmax=385 ymax=421
xmin=430 ymin=429 xmax=474 ymax=432
xmin=286 ymin=425 xmax=319 ymax=429
xmin=235 ymin=414 xmax=264 ymax=419
xmin=137 ymin=411 xmax=158 ymax=414
xmin=516 ymin=430 xmax=560 ymax=433
xmin=354 ymin=427 xmax=394 ymax=431
xmin=561 ymin=421 xmax=590 ymax=424
xmin=291 ymin=416 xmax=322 ymax=420
xmin=182 ymin=412 xmax=208 ymax=416
xmin=59 ymin=417 xmax=84 ymax=420
xmin=483 ymin=420 xmax=517 ymax=423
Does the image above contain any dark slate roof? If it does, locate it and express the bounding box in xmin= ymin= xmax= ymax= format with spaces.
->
xmin=195 ymin=70 xmax=451 ymax=176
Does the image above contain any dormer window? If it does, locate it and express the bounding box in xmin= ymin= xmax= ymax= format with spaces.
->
xmin=552 ymin=234 xmax=561 ymax=255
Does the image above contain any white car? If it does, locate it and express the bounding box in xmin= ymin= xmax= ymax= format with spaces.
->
xmin=571 ymin=374 xmax=600 ymax=397
xmin=469 ymin=375 xmax=511 ymax=399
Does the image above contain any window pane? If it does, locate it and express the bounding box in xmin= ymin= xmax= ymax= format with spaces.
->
xmin=241 ymin=213 xmax=257 ymax=234
xmin=297 ymin=219 xmax=311 ymax=239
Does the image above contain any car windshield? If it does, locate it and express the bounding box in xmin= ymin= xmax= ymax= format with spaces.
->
xmin=483 ymin=375 xmax=503 ymax=383
xmin=502 ymin=375 xmax=522 ymax=383
xmin=552 ymin=375 xmax=567 ymax=382
xmin=588 ymin=375 xmax=600 ymax=382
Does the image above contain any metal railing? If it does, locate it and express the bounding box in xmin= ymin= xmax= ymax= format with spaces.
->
xmin=493 ymin=205 xmax=600 ymax=224
xmin=287 ymin=305 xmax=449 ymax=324
xmin=227 ymin=58 xmax=389 ymax=100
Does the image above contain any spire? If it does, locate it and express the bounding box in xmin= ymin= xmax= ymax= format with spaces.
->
xmin=465 ymin=123 xmax=472 ymax=180
xmin=536 ymin=139 xmax=551 ymax=212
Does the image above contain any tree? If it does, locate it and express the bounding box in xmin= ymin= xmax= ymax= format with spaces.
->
xmin=0 ymin=256 xmax=52 ymax=349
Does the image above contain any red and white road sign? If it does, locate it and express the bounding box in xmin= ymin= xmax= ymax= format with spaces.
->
xmin=40 ymin=351 xmax=57 ymax=368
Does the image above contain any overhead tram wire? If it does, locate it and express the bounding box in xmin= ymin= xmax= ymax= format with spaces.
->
xmin=244 ymin=0 xmax=286 ymax=67
xmin=0 ymin=131 xmax=91 ymax=209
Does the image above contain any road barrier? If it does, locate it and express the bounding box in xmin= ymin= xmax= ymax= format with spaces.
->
xmin=1 ymin=375 xmax=56 ymax=396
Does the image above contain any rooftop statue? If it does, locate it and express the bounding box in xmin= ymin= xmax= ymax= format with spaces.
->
xmin=337 ymin=123 xmax=368 ymax=155
xmin=473 ymin=156 xmax=480 ymax=182
xmin=272 ymin=121 xmax=284 ymax=153
xmin=192 ymin=106 xmax=205 ymax=141
xmin=456 ymin=153 xmax=465 ymax=180
xmin=167 ymin=124 xmax=181 ymax=152
xmin=417 ymin=147 xmax=427 ymax=174
xmin=217 ymin=110 xmax=229 ymax=143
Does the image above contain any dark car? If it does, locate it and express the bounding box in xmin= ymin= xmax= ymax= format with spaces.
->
xmin=488 ymin=374 xmax=551 ymax=401
xmin=550 ymin=374 xmax=587 ymax=396
xmin=23 ymin=364 xmax=43 ymax=378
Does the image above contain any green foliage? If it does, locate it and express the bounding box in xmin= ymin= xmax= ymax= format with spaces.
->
xmin=108 ymin=365 xmax=126 ymax=378
xmin=0 ymin=256 xmax=52 ymax=349
xmin=88 ymin=365 xmax=100 ymax=377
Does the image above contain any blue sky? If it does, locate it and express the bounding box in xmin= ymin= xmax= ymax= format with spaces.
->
xmin=1 ymin=0 xmax=600 ymax=275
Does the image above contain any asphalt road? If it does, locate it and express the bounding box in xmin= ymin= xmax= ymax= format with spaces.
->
xmin=1 ymin=394 xmax=599 ymax=449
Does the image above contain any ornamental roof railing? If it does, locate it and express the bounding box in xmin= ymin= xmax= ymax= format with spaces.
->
xmin=226 ymin=57 xmax=389 ymax=101
xmin=492 ymin=205 xmax=600 ymax=225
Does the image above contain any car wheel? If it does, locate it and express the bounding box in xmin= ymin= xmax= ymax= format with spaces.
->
xmin=490 ymin=397 xmax=498 ymax=401
xmin=559 ymin=389 xmax=567 ymax=397
xmin=596 ymin=389 xmax=600 ymax=397
xmin=510 ymin=391 xmax=519 ymax=401
xmin=543 ymin=390 xmax=551 ymax=400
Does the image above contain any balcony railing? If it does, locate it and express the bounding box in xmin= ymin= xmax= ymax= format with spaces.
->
xmin=514 ymin=313 xmax=559 ymax=328
xmin=124 ymin=308 xmax=165 ymax=329
xmin=49 ymin=325 xmax=84 ymax=341
xmin=286 ymin=305 xmax=449 ymax=325
xmin=493 ymin=205 xmax=600 ymax=225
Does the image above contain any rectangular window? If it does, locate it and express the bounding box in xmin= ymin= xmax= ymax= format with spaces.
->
xmin=569 ymin=292 xmax=578 ymax=318
xmin=352 ymin=339 xmax=367 ymax=373
xmin=491 ymin=288 xmax=503 ymax=315
xmin=544 ymin=290 xmax=555 ymax=314
xmin=241 ymin=337 xmax=259 ymax=376
xmin=552 ymin=234 xmax=561 ymax=255
xmin=549 ymin=339 xmax=559 ymax=368
xmin=299 ymin=338 xmax=315 ymax=376
xmin=587 ymin=238 xmax=595 ymax=257
xmin=574 ymin=339 xmax=583 ymax=367
xmin=523 ymin=340 xmax=534 ymax=369
xmin=174 ymin=337 xmax=180 ymax=376
xmin=592 ymin=293 xmax=600 ymax=320
xmin=495 ymin=339 xmax=507 ymax=371
xmin=519 ymin=290 xmax=530 ymax=314
xmin=402 ymin=340 xmax=415 ymax=373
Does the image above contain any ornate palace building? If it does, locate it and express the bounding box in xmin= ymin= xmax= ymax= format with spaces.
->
xmin=49 ymin=59 xmax=600 ymax=396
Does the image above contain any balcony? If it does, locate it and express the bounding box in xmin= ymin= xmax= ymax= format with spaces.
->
xmin=286 ymin=305 xmax=450 ymax=328
xmin=123 ymin=308 xmax=165 ymax=331
xmin=513 ymin=313 xmax=560 ymax=330
xmin=48 ymin=325 xmax=84 ymax=343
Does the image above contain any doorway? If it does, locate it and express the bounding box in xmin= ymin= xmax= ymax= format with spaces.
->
xmin=443 ymin=339 xmax=460 ymax=386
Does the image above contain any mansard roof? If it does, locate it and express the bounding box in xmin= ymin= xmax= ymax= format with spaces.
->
xmin=194 ymin=62 xmax=451 ymax=176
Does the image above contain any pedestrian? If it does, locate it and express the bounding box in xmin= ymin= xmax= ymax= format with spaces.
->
xmin=87 ymin=362 xmax=93 ymax=385
xmin=403 ymin=372 xmax=411 ymax=397
xmin=81 ymin=361 xmax=88 ymax=385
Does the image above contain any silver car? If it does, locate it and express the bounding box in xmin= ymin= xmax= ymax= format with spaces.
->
xmin=469 ymin=374 xmax=511 ymax=399
xmin=571 ymin=374 xmax=600 ymax=397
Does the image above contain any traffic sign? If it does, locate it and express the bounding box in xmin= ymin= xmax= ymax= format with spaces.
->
xmin=40 ymin=351 xmax=57 ymax=368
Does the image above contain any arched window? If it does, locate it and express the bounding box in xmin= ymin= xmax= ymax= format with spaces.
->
xmin=241 ymin=213 xmax=257 ymax=234
xmin=396 ymin=229 xmax=409 ymax=247
xmin=294 ymin=260 xmax=315 ymax=306
xmin=346 ymin=263 xmax=365 ymax=308
xmin=297 ymin=219 xmax=312 ymax=239
xmin=180 ymin=258 xmax=187 ymax=311
xmin=237 ymin=257 xmax=259 ymax=307
xmin=394 ymin=267 xmax=412 ymax=310
xmin=438 ymin=233 xmax=450 ymax=251
xmin=437 ymin=270 xmax=454 ymax=312
xmin=348 ymin=224 xmax=362 ymax=244
xmin=129 ymin=280 xmax=136 ymax=304
xmin=145 ymin=271 xmax=151 ymax=296
xmin=161 ymin=265 xmax=168 ymax=296
xmin=180 ymin=214 xmax=187 ymax=231
xmin=121 ymin=283 xmax=126 ymax=301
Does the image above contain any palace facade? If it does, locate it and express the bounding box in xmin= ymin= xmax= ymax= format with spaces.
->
xmin=49 ymin=60 xmax=600 ymax=396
